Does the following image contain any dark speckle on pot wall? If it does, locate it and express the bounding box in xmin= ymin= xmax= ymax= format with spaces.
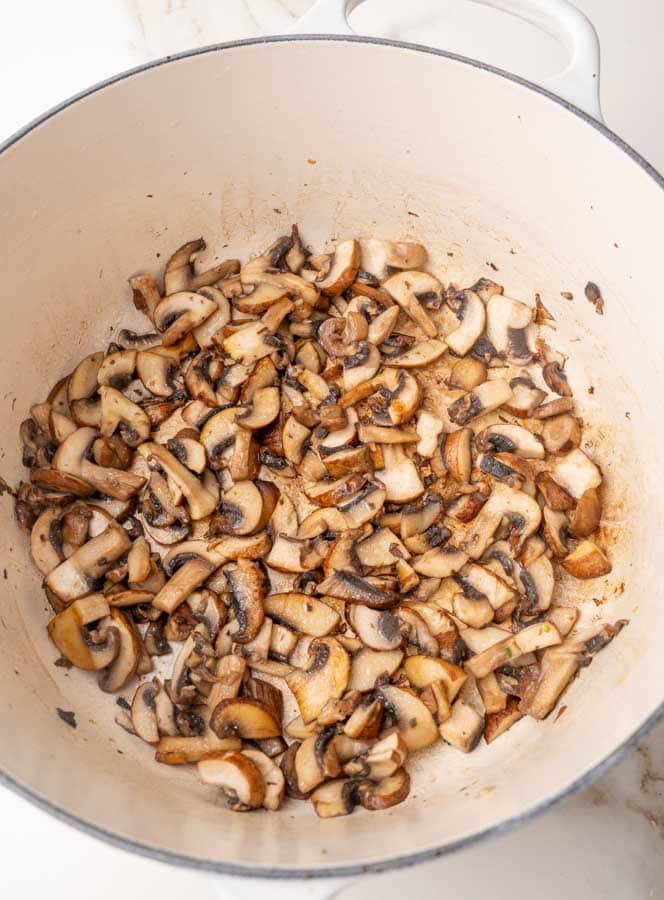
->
xmin=585 ymin=281 xmax=605 ymax=315
xmin=56 ymin=708 xmax=77 ymax=729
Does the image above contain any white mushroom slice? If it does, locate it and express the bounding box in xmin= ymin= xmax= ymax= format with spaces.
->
xmin=453 ymin=592 xmax=494 ymax=628
xmin=338 ymin=481 xmax=386 ymax=528
xmin=502 ymin=376 xmax=546 ymax=418
xmin=383 ymin=271 xmax=440 ymax=338
xmin=348 ymin=606 xmax=402 ymax=651
xmin=235 ymin=282 xmax=289 ymax=315
xmin=342 ymin=343 xmax=381 ymax=392
xmin=47 ymin=594 xmax=117 ymax=669
xmin=517 ymin=553 xmax=555 ymax=615
xmin=378 ymin=683 xmax=438 ymax=752
xmin=447 ymin=379 xmax=512 ymax=425
xmin=348 ymin=648 xmax=403 ymax=692
xmin=197 ymin=751 xmax=266 ymax=812
xmin=241 ymin=749 xmax=286 ymax=811
xmin=390 ymin=339 xmax=447 ymax=368
xmin=129 ymin=273 xmax=161 ymax=323
xmin=211 ymin=480 xmax=278 ymax=537
xmin=286 ymin=638 xmax=350 ymax=723
xmin=367 ymin=305 xmax=400 ymax=345
xmin=48 ymin=411 xmax=77 ymax=444
xmin=315 ymin=239 xmax=360 ymax=296
xmin=68 ymin=351 xmax=104 ymax=403
xmin=400 ymin=494 xmax=444 ymax=539
xmin=294 ymin=731 xmax=341 ymax=794
xmin=404 ymin=655 xmax=466 ymax=701
xmin=446 ymin=291 xmax=486 ymax=356
xmin=356 ymin=527 xmax=410 ymax=568
xmin=152 ymin=558 xmax=216 ymax=614
xmin=192 ymin=286 xmax=231 ymax=347
xmin=360 ymin=239 xmax=428 ymax=279
xmin=266 ymin=534 xmax=324 ymax=573
xmin=413 ymin=546 xmax=468 ymax=578
xmin=542 ymin=414 xmax=582 ymax=455
xmin=99 ymin=386 xmax=150 ymax=447
xmin=97 ymin=608 xmax=141 ymax=692
xmin=462 ymin=483 xmax=541 ymax=559
xmin=562 ymin=540 xmax=612 ymax=578
xmin=375 ymin=445 xmax=424 ymax=503
xmin=153 ymin=292 xmax=217 ymax=346
xmin=456 ymin=562 xmax=516 ymax=610
xmin=139 ymin=443 xmax=216 ymax=520
xmin=550 ymin=449 xmax=602 ymax=499
xmin=438 ymin=682 xmax=485 ymax=752
xmin=31 ymin=507 xmax=64 ymax=575
xmin=359 ymin=733 xmax=409 ymax=781
xmin=486 ymin=294 xmax=533 ymax=364
xmin=477 ymin=423 xmax=545 ymax=459
xmin=465 ymin=622 xmax=562 ymax=679
xmin=447 ymin=356 xmax=488 ymax=392
xmin=45 ymin=526 xmax=131 ymax=602
xmin=297 ymin=507 xmax=347 ymax=539
xmin=398 ymin=606 xmax=439 ymax=655
xmin=97 ymin=349 xmax=137 ymax=390
xmin=416 ymin=411 xmax=444 ymax=458
xmin=269 ymin=623 xmax=298 ymax=662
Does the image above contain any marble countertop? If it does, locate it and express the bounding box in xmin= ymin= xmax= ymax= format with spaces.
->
xmin=1 ymin=2 xmax=662 ymax=898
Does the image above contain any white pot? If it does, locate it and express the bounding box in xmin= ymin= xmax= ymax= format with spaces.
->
xmin=0 ymin=0 xmax=662 ymax=895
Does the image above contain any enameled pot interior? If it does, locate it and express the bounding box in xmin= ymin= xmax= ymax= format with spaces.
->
xmin=0 ymin=39 xmax=662 ymax=875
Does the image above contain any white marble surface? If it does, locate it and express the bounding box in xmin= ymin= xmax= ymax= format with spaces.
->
xmin=1 ymin=2 xmax=663 ymax=898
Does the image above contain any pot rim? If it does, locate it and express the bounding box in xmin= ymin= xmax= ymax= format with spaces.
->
xmin=1 ymin=33 xmax=662 ymax=880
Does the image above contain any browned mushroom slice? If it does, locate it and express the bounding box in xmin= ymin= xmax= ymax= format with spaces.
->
xmin=444 ymin=428 xmax=472 ymax=482
xmin=97 ymin=608 xmax=141 ymax=692
xmin=541 ymin=507 xmax=569 ymax=558
xmin=321 ymin=444 xmax=372 ymax=479
xmin=347 ymin=648 xmax=403 ymax=693
xmin=30 ymin=507 xmax=64 ymax=575
xmin=568 ymin=487 xmax=602 ymax=538
xmin=67 ymin=351 xmax=104 ymax=404
xmin=155 ymin=735 xmax=241 ymax=765
xmin=269 ymin=622 xmax=298 ymax=662
xmin=383 ymin=271 xmax=440 ymax=338
xmin=531 ymin=397 xmax=575 ymax=419
xmin=377 ymin=683 xmax=438 ymax=751
xmin=140 ymin=442 xmax=216 ymax=520
xmin=305 ymin=473 xmax=367 ymax=508
xmin=210 ymin=480 xmax=278 ymax=537
xmin=45 ymin=525 xmax=131 ymax=602
xmin=183 ymin=349 xmax=221 ymax=405
xmin=264 ymin=592 xmax=340 ymax=637
xmin=465 ymin=621 xmax=562 ymax=679
xmin=550 ymin=449 xmax=602 ymax=499
xmin=455 ymin=562 xmax=515 ymax=610
xmin=99 ymin=386 xmax=150 ymax=448
xmin=452 ymin=592 xmax=494 ymax=628
xmin=446 ymin=290 xmax=486 ymax=356
xmin=516 ymin=553 xmax=555 ymax=615
xmin=310 ymin=778 xmax=360 ymax=819
xmin=210 ymin=697 xmax=281 ymax=740
xmin=153 ymin=292 xmax=217 ymax=346
xmin=373 ymin=368 xmax=422 ymax=426
xmin=47 ymin=594 xmax=118 ymax=669
xmin=536 ymin=471 xmax=574 ymax=511
xmin=97 ymin=349 xmax=137 ymax=391
xmin=484 ymin=696 xmax=523 ymax=743
xmin=191 ymin=286 xmax=232 ymax=347
xmin=413 ymin=546 xmax=468 ymax=578
xmin=357 ymin=767 xmax=411 ymax=811
xmin=502 ymin=376 xmax=546 ymax=417
xmin=462 ymin=483 xmax=541 ymax=559
xmin=359 ymin=238 xmax=427 ymax=279
xmin=318 ymin=570 xmax=397 ymax=609
xmin=241 ymin=749 xmax=285 ymax=811
xmin=223 ymin=559 xmax=266 ymax=643
xmin=107 ymin=589 xmax=154 ymax=608
xmin=398 ymin=494 xmax=442 ymax=540
xmin=293 ymin=729 xmax=341 ymax=794
xmin=476 ymin=423 xmax=545 ymax=460
xmin=264 ymin=534 xmax=322 ymax=573
xmin=357 ymin=424 xmax=417 ymax=445
xmin=446 ymin=356 xmax=487 ymax=392
xmin=234 ymin=386 xmax=280 ymax=431
xmin=562 ymin=540 xmax=611 ymax=578
xmin=485 ymin=294 xmax=533 ymax=364
xmin=235 ymin=282 xmax=289 ymax=316
xmin=48 ymin=410 xmax=78 ymax=444
xmin=129 ymin=273 xmax=161 ymax=323
xmin=404 ymin=655 xmax=467 ymax=701
xmin=286 ymin=638 xmax=350 ymax=723
xmin=315 ymin=239 xmax=360 ymax=296
xmin=197 ymin=751 xmax=266 ymax=812
xmin=367 ymin=305 xmax=400 ymax=346
xmin=448 ymin=379 xmax=512 ymax=426
xmin=131 ymin=680 xmax=160 ymax=744
xmin=542 ymin=414 xmax=582 ymax=454
xmin=338 ymin=481 xmax=386 ymax=528
xmin=207 ymin=532 xmax=273 ymax=561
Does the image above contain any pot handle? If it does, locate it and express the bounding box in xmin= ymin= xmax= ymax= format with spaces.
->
xmin=291 ymin=0 xmax=602 ymax=120
xmin=211 ymin=874 xmax=352 ymax=900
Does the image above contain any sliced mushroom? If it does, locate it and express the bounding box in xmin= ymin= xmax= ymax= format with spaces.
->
xmin=462 ymin=483 xmax=541 ymax=559
xmin=286 ymin=638 xmax=350 ymax=723
xmin=318 ymin=570 xmax=397 ymax=609
xmin=448 ymin=379 xmax=512 ymax=426
xmin=47 ymin=594 xmax=118 ymax=669
xmin=310 ymin=778 xmax=360 ymax=819
xmin=210 ymin=480 xmax=278 ymax=537
xmin=153 ymin=291 xmax=217 ymax=347
xmin=295 ymin=730 xmax=342 ymax=794
xmin=476 ymin=423 xmax=545 ymax=460
xmin=390 ymin=339 xmax=447 ymax=369
xmin=446 ymin=290 xmax=486 ymax=356
xmin=315 ymin=239 xmax=360 ymax=296
xmin=486 ymin=294 xmax=533 ymax=364
xmin=374 ymin=444 xmax=424 ymax=503
xmin=446 ymin=356 xmax=487 ymax=392
xmin=97 ymin=608 xmax=141 ymax=692
xmin=360 ymin=239 xmax=427 ymax=279
xmin=197 ymin=751 xmax=265 ymax=812
xmin=542 ymin=414 xmax=582 ymax=454
xmin=465 ymin=621 xmax=562 ymax=679
xmin=404 ymin=655 xmax=467 ymax=701
xmin=562 ymin=540 xmax=612 ymax=579
xmin=67 ymin=351 xmax=104 ymax=404
xmin=131 ymin=680 xmax=160 ymax=744
xmin=413 ymin=546 xmax=468 ymax=578
xmin=342 ymin=342 xmax=381 ymax=393
xmin=502 ymin=376 xmax=546 ymax=418
xmin=378 ymin=683 xmax=438 ymax=751
xmin=241 ymin=749 xmax=285 ymax=811
xmin=30 ymin=507 xmax=64 ymax=575
xmin=223 ymin=559 xmax=267 ymax=643
xmin=568 ymin=487 xmax=602 ymax=538
xmin=45 ymin=525 xmax=131 ymax=602
xmin=550 ymin=449 xmax=602 ymax=500
xmin=444 ymin=428 xmax=472 ymax=483
xmin=438 ymin=677 xmax=486 ymax=752
xmin=348 ymin=605 xmax=401 ymax=651
xmin=139 ymin=443 xmax=216 ymax=520
xmin=347 ymin=648 xmax=403 ymax=692
xmin=383 ymin=271 xmax=440 ymax=338
xmin=264 ymin=592 xmax=339 ymax=637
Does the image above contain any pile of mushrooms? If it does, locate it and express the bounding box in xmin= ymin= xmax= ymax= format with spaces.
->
xmin=16 ymin=227 xmax=626 ymax=818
